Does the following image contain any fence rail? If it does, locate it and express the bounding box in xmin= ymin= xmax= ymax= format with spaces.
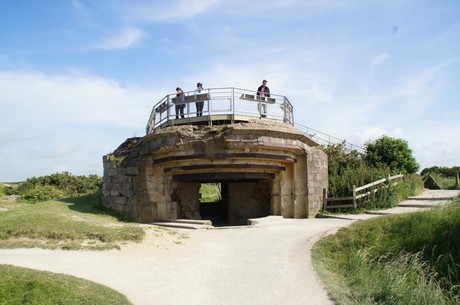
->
xmin=295 ymin=124 xmax=365 ymax=153
xmin=146 ymin=87 xmax=364 ymax=154
xmin=146 ymin=87 xmax=294 ymax=134
xmin=323 ymin=173 xmax=404 ymax=210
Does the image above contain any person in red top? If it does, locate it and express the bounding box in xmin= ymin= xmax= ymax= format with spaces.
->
xmin=256 ymin=80 xmax=270 ymax=117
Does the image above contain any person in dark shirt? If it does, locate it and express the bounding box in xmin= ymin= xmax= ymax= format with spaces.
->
xmin=175 ymin=87 xmax=185 ymax=119
xmin=256 ymin=80 xmax=270 ymax=117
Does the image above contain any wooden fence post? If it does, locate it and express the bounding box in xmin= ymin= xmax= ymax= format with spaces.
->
xmin=323 ymin=188 xmax=328 ymax=210
xmin=456 ymin=173 xmax=459 ymax=190
xmin=352 ymin=185 xmax=357 ymax=208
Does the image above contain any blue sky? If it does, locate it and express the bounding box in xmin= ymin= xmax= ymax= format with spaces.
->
xmin=1 ymin=0 xmax=459 ymax=182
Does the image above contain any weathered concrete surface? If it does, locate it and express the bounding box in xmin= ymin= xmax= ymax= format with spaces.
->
xmin=102 ymin=120 xmax=328 ymax=224
xmin=1 ymin=190 xmax=457 ymax=305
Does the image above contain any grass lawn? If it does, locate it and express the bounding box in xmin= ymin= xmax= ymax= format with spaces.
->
xmin=0 ymin=184 xmax=188 ymax=304
xmin=0 ymin=264 xmax=133 ymax=305
xmin=312 ymin=198 xmax=460 ymax=305
xmin=0 ymin=194 xmax=145 ymax=250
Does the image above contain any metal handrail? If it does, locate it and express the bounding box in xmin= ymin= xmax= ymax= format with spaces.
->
xmin=145 ymin=87 xmax=364 ymax=155
xmin=295 ymin=123 xmax=365 ymax=153
xmin=146 ymin=87 xmax=294 ymax=134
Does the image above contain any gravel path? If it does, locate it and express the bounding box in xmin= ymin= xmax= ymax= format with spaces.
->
xmin=0 ymin=190 xmax=458 ymax=305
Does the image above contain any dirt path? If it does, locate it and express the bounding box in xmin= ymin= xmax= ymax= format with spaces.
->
xmin=0 ymin=190 xmax=458 ymax=305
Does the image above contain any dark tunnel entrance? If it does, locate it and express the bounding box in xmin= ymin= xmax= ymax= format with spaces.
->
xmin=199 ymin=182 xmax=229 ymax=226
xmin=198 ymin=180 xmax=272 ymax=226
xmin=174 ymin=172 xmax=274 ymax=226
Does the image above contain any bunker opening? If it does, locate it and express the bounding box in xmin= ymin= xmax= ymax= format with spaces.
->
xmin=199 ymin=182 xmax=228 ymax=226
xmin=200 ymin=181 xmax=271 ymax=226
xmin=174 ymin=172 xmax=273 ymax=226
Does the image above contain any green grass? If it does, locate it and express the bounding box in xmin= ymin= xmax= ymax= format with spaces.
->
xmin=429 ymin=173 xmax=459 ymax=190
xmin=199 ymin=183 xmax=221 ymax=203
xmin=0 ymin=181 xmax=181 ymax=304
xmin=0 ymin=195 xmax=145 ymax=250
xmin=0 ymin=264 xmax=133 ymax=305
xmin=312 ymin=198 xmax=460 ymax=305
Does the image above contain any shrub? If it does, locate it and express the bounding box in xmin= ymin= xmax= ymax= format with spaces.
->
xmin=323 ymin=143 xmax=389 ymax=197
xmin=9 ymin=172 xmax=102 ymax=204
xmin=323 ymin=143 xmax=423 ymax=211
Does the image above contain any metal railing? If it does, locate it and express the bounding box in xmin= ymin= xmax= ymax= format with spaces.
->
xmin=295 ymin=124 xmax=365 ymax=153
xmin=146 ymin=87 xmax=294 ymax=134
xmin=145 ymin=87 xmax=364 ymax=154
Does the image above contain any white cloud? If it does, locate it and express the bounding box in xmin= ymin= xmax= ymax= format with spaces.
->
xmin=72 ymin=0 xmax=87 ymax=13
xmin=121 ymin=0 xmax=221 ymax=21
xmin=0 ymin=54 xmax=10 ymax=65
xmin=355 ymin=127 xmax=387 ymax=145
xmin=400 ymin=64 xmax=444 ymax=100
xmin=370 ymin=52 xmax=390 ymax=66
xmin=0 ymin=70 xmax=158 ymax=128
xmin=95 ymin=27 xmax=144 ymax=49
xmin=0 ymin=70 xmax=165 ymax=181
xmin=40 ymin=143 xmax=79 ymax=160
xmin=305 ymin=82 xmax=331 ymax=103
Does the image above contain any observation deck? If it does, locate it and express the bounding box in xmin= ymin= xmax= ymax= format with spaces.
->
xmin=146 ymin=87 xmax=294 ymax=134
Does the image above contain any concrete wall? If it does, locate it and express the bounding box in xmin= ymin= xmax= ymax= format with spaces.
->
xmin=102 ymin=120 xmax=328 ymax=223
xmin=228 ymin=181 xmax=271 ymax=225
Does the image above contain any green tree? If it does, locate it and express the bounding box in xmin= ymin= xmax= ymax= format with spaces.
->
xmin=365 ymin=135 xmax=419 ymax=174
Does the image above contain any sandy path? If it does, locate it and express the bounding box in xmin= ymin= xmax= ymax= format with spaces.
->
xmin=0 ymin=190 xmax=458 ymax=305
xmin=0 ymin=217 xmax=351 ymax=305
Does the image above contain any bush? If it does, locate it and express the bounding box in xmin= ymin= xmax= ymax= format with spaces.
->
xmin=323 ymin=143 xmax=423 ymax=211
xmin=323 ymin=143 xmax=390 ymax=197
xmin=8 ymin=172 xmax=102 ymax=203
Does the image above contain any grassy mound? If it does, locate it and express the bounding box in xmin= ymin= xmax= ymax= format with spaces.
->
xmin=0 ymin=194 xmax=144 ymax=250
xmin=312 ymin=198 xmax=460 ymax=305
xmin=0 ymin=264 xmax=132 ymax=305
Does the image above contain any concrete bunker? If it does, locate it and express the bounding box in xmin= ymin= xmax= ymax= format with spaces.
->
xmin=103 ymin=121 xmax=328 ymax=225
xmin=102 ymin=87 xmax=328 ymax=225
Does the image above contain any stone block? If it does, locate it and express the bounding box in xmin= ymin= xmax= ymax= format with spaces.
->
xmin=127 ymin=166 xmax=139 ymax=175
xmin=115 ymin=197 xmax=127 ymax=204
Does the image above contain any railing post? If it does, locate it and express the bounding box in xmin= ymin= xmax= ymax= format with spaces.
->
xmin=166 ymin=95 xmax=171 ymax=127
xmin=231 ymin=87 xmax=235 ymax=115
xmin=323 ymin=188 xmax=328 ymax=210
xmin=352 ymin=185 xmax=357 ymax=208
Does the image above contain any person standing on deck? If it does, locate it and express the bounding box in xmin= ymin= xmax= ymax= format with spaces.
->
xmin=256 ymin=80 xmax=270 ymax=117
xmin=175 ymin=87 xmax=185 ymax=119
xmin=194 ymin=82 xmax=205 ymax=117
